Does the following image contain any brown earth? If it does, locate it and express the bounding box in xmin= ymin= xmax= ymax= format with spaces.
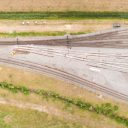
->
xmin=0 ymin=19 xmax=126 ymax=34
xmin=0 ymin=0 xmax=128 ymax=12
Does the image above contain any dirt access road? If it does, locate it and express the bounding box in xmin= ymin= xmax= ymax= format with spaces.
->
xmin=0 ymin=20 xmax=116 ymax=34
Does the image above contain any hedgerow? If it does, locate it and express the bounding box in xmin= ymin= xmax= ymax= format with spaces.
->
xmin=0 ymin=82 xmax=29 ymax=95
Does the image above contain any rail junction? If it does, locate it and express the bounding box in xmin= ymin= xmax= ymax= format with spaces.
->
xmin=0 ymin=28 xmax=128 ymax=101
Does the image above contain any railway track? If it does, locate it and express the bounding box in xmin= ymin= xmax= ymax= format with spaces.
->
xmin=1 ymin=28 xmax=128 ymax=48
xmin=13 ymin=46 xmax=128 ymax=73
xmin=0 ymin=57 xmax=128 ymax=102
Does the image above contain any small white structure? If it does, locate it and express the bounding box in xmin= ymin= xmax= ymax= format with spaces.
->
xmin=34 ymin=21 xmax=38 ymax=25
xmin=26 ymin=21 xmax=30 ymax=25
xmin=89 ymin=67 xmax=101 ymax=72
xmin=43 ymin=21 xmax=47 ymax=24
xmin=65 ymin=24 xmax=72 ymax=30
xmin=97 ymin=94 xmax=103 ymax=99
xmin=22 ymin=21 xmax=25 ymax=25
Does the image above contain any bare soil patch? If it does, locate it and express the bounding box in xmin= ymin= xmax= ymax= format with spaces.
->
xmin=0 ymin=19 xmax=126 ymax=34
xmin=0 ymin=0 xmax=128 ymax=12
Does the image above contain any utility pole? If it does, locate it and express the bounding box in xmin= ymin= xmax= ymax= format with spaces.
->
xmin=66 ymin=34 xmax=71 ymax=49
xmin=16 ymin=37 xmax=18 ymax=45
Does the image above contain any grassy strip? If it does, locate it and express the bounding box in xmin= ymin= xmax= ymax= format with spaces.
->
xmin=0 ymin=31 xmax=88 ymax=37
xmin=0 ymin=12 xmax=127 ymax=20
xmin=0 ymin=105 xmax=82 ymax=128
xmin=0 ymin=32 xmax=66 ymax=37
xmin=0 ymin=81 xmax=128 ymax=127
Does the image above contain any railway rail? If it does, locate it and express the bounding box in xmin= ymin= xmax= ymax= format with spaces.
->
xmin=0 ymin=57 xmax=128 ymax=102
xmin=0 ymin=28 xmax=128 ymax=101
xmin=13 ymin=46 xmax=128 ymax=73
xmin=0 ymin=28 xmax=128 ymax=48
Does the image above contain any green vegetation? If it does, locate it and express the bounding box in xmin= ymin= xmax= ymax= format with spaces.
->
xmin=0 ymin=31 xmax=66 ymax=37
xmin=70 ymin=31 xmax=89 ymax=35
xmin=0 ymin=31 xmax=88 ymax=37
xmin=0 ymin=105 xmax=83 ymax=128
xmin=0 ymin=12 xmax=127 ymax=20
xmin=0 ymin=81 xmax=128 ymax=127
xmin=0 ymin=82 xmax=29 ymax=95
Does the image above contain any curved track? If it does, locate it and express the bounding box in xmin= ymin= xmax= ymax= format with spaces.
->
xmin=14 ymin=45 xmax=128 ymax=73
xmin=1 ymin=28 xmax=128 ymax=48
xmin=0 ymin=28 xmax=128 ymax=101
xmin=0 ymin=57 xmax=128 ymax=102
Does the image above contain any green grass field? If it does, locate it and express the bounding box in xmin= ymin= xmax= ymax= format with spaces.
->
xmin=0 ymin=12 xmax=128 ymax=20
xmin=0 ymin=104 xmax=84 ymax=128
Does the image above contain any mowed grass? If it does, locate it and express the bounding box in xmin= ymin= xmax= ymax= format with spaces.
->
xmin=0 ymin=0 xmax=128 ymax=12
xmin=0 ymin=104 xmax=83 ymax=128
xmin=0 ymin=31 xmax=88 ymax=37
xmin=0 ymin=12 xmax=128 ymax=20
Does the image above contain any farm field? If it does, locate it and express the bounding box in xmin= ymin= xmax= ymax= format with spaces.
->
xmin=0 ymin=1 xmax=127 ymax=36
xmin=0 ymin=0 xmax=128 ymax=12
xmin=1 ymin=12 xmax=128 ymax=20
xmin=0 ymin=1 xmax=127 ymax=37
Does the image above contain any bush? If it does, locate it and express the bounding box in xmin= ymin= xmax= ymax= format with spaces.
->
xmin=0 ymin=82 xmax=29 ymax=95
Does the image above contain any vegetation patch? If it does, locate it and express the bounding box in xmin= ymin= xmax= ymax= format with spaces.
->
xmin=0 ymin=12 xmax=127 ymax=20
xmin=0 ymin=104 xmax=82 ymax=128
xmin=0 ymin=31 xmax=88 ymax=37
xmin=0 ymin=81 xmax=128 ymax=127
xmin=0 ymin=31 xmax=66 ymax=37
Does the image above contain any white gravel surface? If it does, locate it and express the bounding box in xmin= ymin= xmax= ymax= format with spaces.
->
xmin=0 ymin=45 xmax=128 ymax=96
